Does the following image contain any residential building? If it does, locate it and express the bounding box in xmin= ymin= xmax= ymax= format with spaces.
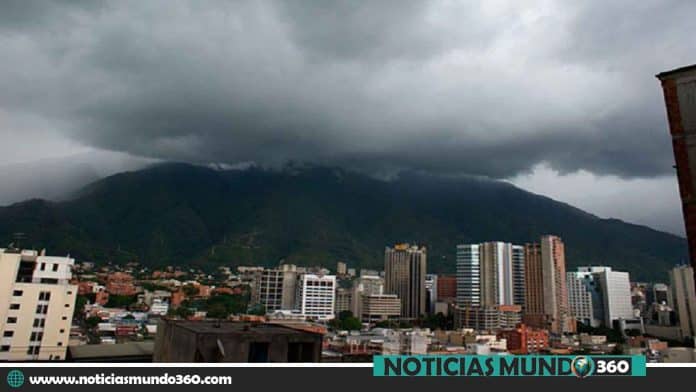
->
xmin=295 ymin=274 xmax=336 ymax=321
xmin=0 ymin=248 xmax=77 ymax=361
xmin=384 ymin=244 xmax=427 ymax=319
xmin=670 ymin=265 xmax=696 ymax=340
xmin=498 ymin=324 xmax=549 ymax=354
xmin=523 ymin=235 xmax=575 ymax=334
xmin=106 ymin=272 xmax=137 ymax=296
xmin=336 ymin=262 xmax=347 ymax=276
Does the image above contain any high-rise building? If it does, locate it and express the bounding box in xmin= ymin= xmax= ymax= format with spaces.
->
xmin=523 ymin=235 xmax=575 ymax=334
xmin=253 ymin=264 xmax=298 ymax=312
xmin=455 ymin=242 xmax=525 ymax=308
xmin=0 ymin=248 xmax=77 ymax=361
xmin=657 ymin=65 xmax=696 ymax=290
xmin=335 ymin=287 xmax=352 ymax=316
xmin=567 ymin=271 xmax=597 ymax=327
xmin=594 ymin=267 xmax=634 ymax=328
xmin=295 ymin=274 xmax=336 ymax=321
xmin=568 ymin=267 xmax=633 ymax=328
xmin=425 ymin=274 xmax=437 ymax=314
xmin=384 ymin=244 xmax=427 ymax=319
xmin=454 ymin=242 xmax=524 ymax=330
xmin=436 ymin=275 xmax=457 ymax=303
xmin=670 ymin=265 xmax=696 ymax=340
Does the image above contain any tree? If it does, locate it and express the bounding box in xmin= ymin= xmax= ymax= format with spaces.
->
xmin=182 ymin=284 xmax=199 ymax=297
xmin=248 ymin=304 xmax=266 ymax=316
xmin=106 ymin=294 xmax=138 ymax=308
xmin=329 ymin=310 xmax=362 ymax=331
xmin=207 ymin=303 xmax=230 ymax=319
xmin=74 ymin=295 xmax=89 ymax=315
xmin=85 ymin=316 xmax=102 ymax=329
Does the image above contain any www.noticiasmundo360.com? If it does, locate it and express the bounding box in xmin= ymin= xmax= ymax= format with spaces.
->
xmin=17 ymin=373 xmax=232 ymax=386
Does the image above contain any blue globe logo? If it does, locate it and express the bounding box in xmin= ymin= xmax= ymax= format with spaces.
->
xmin=571 ymin=356 xmax=593 ymax=378
xmin=6 ymin=370 xmax=24 ymax=388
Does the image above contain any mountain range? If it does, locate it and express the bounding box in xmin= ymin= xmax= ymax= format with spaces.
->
xmin=0 ymin=163 xmax=687 ymax=282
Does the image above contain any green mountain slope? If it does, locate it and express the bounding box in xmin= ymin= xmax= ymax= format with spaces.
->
xmin=0 ymin=163 xmax=687 ymax=281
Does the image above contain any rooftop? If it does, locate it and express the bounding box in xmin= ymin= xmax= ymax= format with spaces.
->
xmin=656 ymin=64 xmax=696 ymax=80
xmin=68 ymin=341 xmax=154 ymax=361
xmin=164 ymin=319 xmax=323 ymax=336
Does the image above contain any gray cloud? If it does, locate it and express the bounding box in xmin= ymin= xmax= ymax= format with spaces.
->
xmin=1 ymin=0 xmax=695 ymax=179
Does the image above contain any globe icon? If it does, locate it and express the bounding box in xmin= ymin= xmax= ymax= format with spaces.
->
xmin=6 ymin=370 xmax=24 ymax=388
xmin=571 ymin=357 xmax=592 ymax=378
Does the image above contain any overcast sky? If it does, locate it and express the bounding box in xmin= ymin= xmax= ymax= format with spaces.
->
xmin=1 ymin=0 xmax=694 ymax=236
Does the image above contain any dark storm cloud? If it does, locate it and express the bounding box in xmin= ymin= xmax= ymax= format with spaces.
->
xmin=1 ymin=0 xmax=694 ymax=178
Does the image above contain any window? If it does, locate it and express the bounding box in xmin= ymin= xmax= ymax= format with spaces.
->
xmin=3 ymin=331 xmax=13 ymax=338
xmin=26 ymin=346 xmax=40 ymax=355
xmin=33 ymin=319 xmax=45 ymax=328
xmin=0 ymin=345 xmax=9 ymax=352
xmin=39 ymin=292 xmax=51 ymax=301
xmin=57 ymin=342 xmax=63 ymax=347
xmin=64 ymin=304 xmax=70 ymax=308
xmin=30 ymin=332 xmax=43 ymax=342
xmin=12 ymin=290 xmax=23 ymax=297
xmin=59 ymin=329 xmax=65 ymax=333
xmin=52 ymin=264 xmax=59 ymax=272
xmin=6 ymin=317 xmax=17 ymax=324
xmin=35 ymin=304 xmax=48 ymax=314
xmin=40 ymin=263 xmax=46 ymax=271
xmin=61 ymin=316 xmax=67 ymax=321
xmin=248 ymin=342 xmax=269 ymax=362
xmin=9 ymin=304 xmax=20 ymax=310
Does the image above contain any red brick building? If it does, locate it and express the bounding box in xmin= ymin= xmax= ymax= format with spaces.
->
xmin=436 ymin=275 xmax=456 ymax=302
xmin=658 ymin=64 xmax=696 ymax=288
xmin=498 ymin=324 xmax=549 ymax=354
xmin=106 ymin=272 xmax=138 ymax=296
xmin=170 ymin=290 xmax=186 ymax=309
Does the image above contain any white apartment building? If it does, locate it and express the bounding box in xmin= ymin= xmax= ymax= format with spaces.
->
xmin=567 ymin=271 xmax=599 ymax=327
xmin=0 ymin=248 xmax=77 ymax=361
xmin=295 ymin=274 xmax=336 ymax=321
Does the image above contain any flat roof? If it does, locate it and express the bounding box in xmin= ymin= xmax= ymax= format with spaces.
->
xmin=68 ymin=341 xmax=154 ymax=359
xmin=656 ymin=64 xmax=696 ymax=80
xmin=165 ymin=320 xmax=323 ymax=336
